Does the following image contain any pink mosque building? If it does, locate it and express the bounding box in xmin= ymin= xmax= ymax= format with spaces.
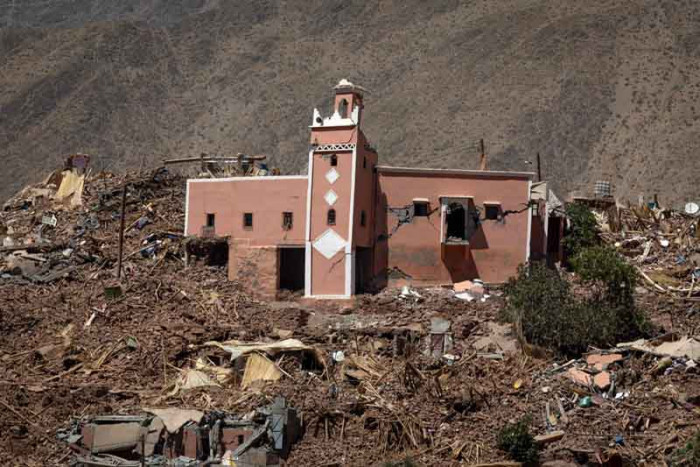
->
xmin=185 ymin=80 xmax=548 ymax=299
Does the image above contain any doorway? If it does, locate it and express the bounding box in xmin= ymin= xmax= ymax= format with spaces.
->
xmin=279 ymin=247 xmax=305 ymax=291
xmin=355 ymin=247 xmax=374 ymax=294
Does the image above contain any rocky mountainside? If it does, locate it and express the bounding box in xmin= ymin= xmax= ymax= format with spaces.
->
xmin=1 ymin=0 xmax=699 ymax=205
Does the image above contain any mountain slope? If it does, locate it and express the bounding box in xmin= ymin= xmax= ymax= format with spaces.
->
xmin=1 ymin=0 xmax=699 ymax=206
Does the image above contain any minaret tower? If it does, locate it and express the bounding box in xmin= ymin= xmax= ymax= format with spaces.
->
xmin=304 ymin=79 xmax=376 ymax=297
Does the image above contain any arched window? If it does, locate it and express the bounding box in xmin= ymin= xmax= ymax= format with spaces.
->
xmin=330 ymin=155 xmax=337 ymax=166
xmin=327 ymin=209 xmax=336 ymax=226
xmin=338 ymin=99 xmax=349 ymax=118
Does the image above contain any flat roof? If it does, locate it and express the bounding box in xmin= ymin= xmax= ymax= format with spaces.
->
xmin=376 ymin=166 xmax=535 ymax=179
xmin=188 ymin=175 xmax=307 ymax=183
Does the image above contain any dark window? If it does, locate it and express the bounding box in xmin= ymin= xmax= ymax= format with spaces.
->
xmin=327 ymin=209 xmax=336 ymax=226
xmin=237 ymin=435 xmax=245 ymax=445
xmin=206 ymin=213 xmax=215 ymax=227
xmin=330 ymin=155 xmax=337 ymax=166
xmin=282 ymin=212 xmax=293 ymax=230
xmin=446 ymin=203 xmax=467 ymax=241
xmin=413 ymin=201 xmax=429 ymax=217
xmin=363 ymin=156 xmax=367 ymax=169
xmin=243 ymin=212 xmax=253 ymax=228
xmin=360 ymin=210 xmax=366 ymax=226
xmin=338 ymin=98 xmax=349 ymax=117
xmin=485 ymin=205 xmax=500 ymax=220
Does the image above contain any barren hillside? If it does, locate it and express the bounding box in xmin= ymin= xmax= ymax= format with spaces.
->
xmin=1 ymin=0 xmax=699 ymax=205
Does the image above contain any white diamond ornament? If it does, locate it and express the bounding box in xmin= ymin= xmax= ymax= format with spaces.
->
xmin=324 ymin=190 xmax=338 ymax=206
xmin=325 ymin=168 xmax=339 ymax=184
xmin=313 ymin=229 xmax=346 ymax=259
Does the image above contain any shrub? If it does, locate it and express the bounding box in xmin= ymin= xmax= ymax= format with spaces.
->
xmin=563 ymin=203 xmax=599 ymax=258
xmin=571 ymin=245 xmax=637 ymax=304
xmin=382 ymin=457 xmax=418 ymax=467
xmin=503 ymin=259 xmax=648 ymax=356
xmin=497 ymin=416 xmax=539 ymax=465
xmin=670 ymin=430 xmax=700 ymax=466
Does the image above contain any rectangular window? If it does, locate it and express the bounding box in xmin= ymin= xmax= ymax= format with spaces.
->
xmin=484 ymin=204 xmax=501 ymax=220
xmin=363 ymin=156 xmax=367 ymax=169
xmin=243 ymin=212 xmax=253 ymax=229
xmin=413 ymin=200 xmax=429 ymax=217
xmin=206 ymin=213 xmax=215 ymax=227
xmin=360 ymin=210 xmax=366 ymax=226
xmin=327 ymin=209 xmax=336 ymax=226
xmin=282 ymin=212 xmax=293 ymax=230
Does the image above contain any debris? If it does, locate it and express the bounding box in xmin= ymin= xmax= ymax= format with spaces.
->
xmin=586 ymin=353 xmax=624 ymax=371
xmin=143 ymin=408 xmax=204 ymax=433
xmin=204 ymin=338 xmax=321 ymax=363
xmin=400 ymin=285 xmax=422 ymax=299
xmin=565 ymin=368 xmax=592 ymax=387
xmin=618 ymin=336 xmax=700 ymax=360
xmin=534 ymin=431 xmax=565 ymax=445
xmin=593 ymin=371 xmax=611 ymax=390
xmin=578 ymin=396 xmax=593 ymax=408
xmin=241 ymin=353 xmax=282 ymax=388
xmin=427 ymin=317 xmax=454 ymax=358
xmin=54 ymin=169 xmax=85 ymax=207
xmin=172 ymin=369 xmax=220 ymax=393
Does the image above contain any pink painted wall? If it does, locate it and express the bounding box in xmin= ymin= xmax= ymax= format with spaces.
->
xmin=308 ymin=150 xmax=354 ymax=296
xmin=376 ymin=172 xmax=531 ymax=284
xmin=186 ymin=177 xmax=307 ymax=246
xmin=353 ymin=134 xmax=378 ymax=248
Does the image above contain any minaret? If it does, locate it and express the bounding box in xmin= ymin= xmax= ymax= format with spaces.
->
xmin=304 ymin=79 xmax=371 ymax=297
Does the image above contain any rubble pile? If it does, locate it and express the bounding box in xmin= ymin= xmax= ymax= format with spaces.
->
xmin=0 ymin=165 xmax=698 ymax=466
xmin=599 ymin=205 xmax=699 ymax=301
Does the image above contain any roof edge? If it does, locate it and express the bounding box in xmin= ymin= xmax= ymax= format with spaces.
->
xmin=376 ymin=166 xmax=535 ymax=179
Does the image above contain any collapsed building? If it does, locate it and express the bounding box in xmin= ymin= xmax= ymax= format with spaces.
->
xmin=185 ymin=80 xmax=561 ymax=298
xmin=60 ymin=398 xmax=300 ymax=467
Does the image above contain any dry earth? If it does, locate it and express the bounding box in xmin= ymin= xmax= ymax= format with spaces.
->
xmin=1 ymin=0 xmax=700 ymax=205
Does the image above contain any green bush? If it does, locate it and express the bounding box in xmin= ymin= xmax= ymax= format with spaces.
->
xmin=503 ymin=258 xmax=648 ymax=356
xmin=497 ymin=416 xmax=539 ymax=465
xmin=382 ymin=456 xmax=418 ymax=467
xmin=671 ymin=430 xmax=700 ymax=466
xmin=571 ymin=246 xmax=636 ymax=303
xmin=563 ymin=203 xmax=599 ymax=258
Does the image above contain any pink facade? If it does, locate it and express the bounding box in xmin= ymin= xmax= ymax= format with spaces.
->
xmin=185 ymin=177 xmax=307 ymax=245
xmin=185 ymin=80 xmax=537 ymax=298
xmin=375 ymin=169 xmax=531 ymax=285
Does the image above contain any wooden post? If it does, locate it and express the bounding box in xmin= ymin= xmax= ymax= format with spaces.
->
xmin=479 ymin=139 xmax=487 ymax=170
xmin=117 ymin=184 xmax=127 ymax=279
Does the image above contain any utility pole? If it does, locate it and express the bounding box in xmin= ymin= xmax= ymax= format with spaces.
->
xmin=479 ymin=139 xmax=487 ymax=171
xmin=536 ymin=152 xmax=542 ymax=182
xmin=117 ymin=184 xmax=128 ymax=280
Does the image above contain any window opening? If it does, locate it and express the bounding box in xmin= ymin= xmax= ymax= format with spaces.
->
xmin=338 ymin=98 xmax=349 ymax=118
xmin=282 ymin=212 xmax=293 ymax=230
xmin=413 ymin=201 xmax=429 ymax=217
xmin=327 ymin=209 xmax=336 ymax=226
xmin=363 ymin=156 xmax=367 ymax=169
xmin=484 ymin=205 xmax=500 ymax=220
xmin=360 ymin=210 xmax=366 ymax=226
xmin=330 ymin=155 xmax=337 ymax=166
xmin=243 ymin=212 xmax=253 ymax=229
xmin=206 ymin=213 xmax=215 ymax=227
xmin=446 ymin=203 xmax=467 ymax=241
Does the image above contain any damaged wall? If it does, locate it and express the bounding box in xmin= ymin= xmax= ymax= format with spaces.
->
xmin=229 ymin=239 xmax=279 ymax=299
xmin=376 ymin=170 xmax=531 ymax=284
